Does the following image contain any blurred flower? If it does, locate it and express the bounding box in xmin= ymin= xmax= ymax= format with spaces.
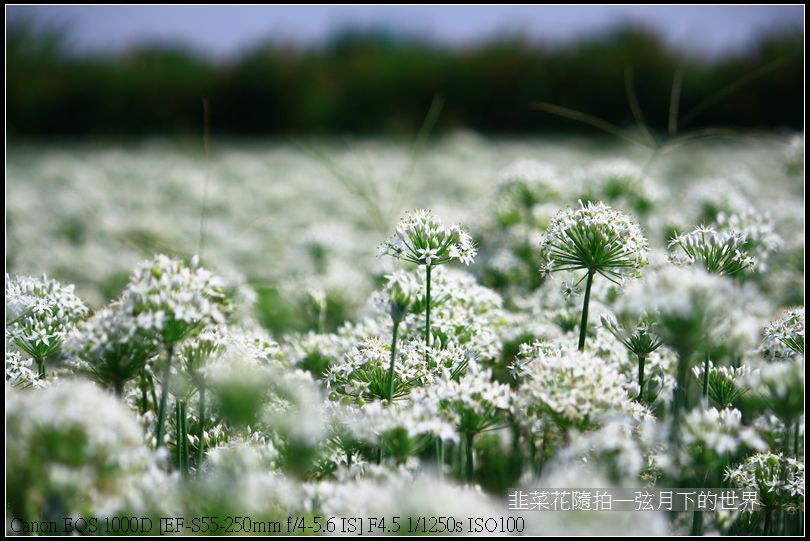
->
xmin=692 ymin=361 xmax=752 ymax=409
xmin=668 ymin=226 xmax=755 ymax=276
xmin=6 ymin=380 xmax=156 ymax=524
xmin=680 ymin=407 xmax=766 ymax=468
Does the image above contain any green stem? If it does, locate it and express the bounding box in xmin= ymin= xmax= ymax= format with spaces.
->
xmin=197 ymin=385 xmax=206 ymax=471
xmin=36 ymin=357 xmax=46 ymax=379
xmin=175 ymin=401 xmax=182 ymax=470
xmin=465 ymin=432 xmax=475 ymax=481
xmin=577 ymin=271 xmax=595 ymax=351
xmin=794 ymin=420 xmax=799 ymax=458
xmin=670 ymin=350 xmax=691 ymax=445
xmin=113 ymin=378 xmax=125 ymax=398
xmin=435 ymin=437 xmax=443 ymax=479
xmin=702 ymin=353 xmax=710 ymax=402
xmin=180 ymin=400 xmax=189 ymax=477
xmin=637 ymin=354 xmax=646 ymax=402
xmin=386 ymin=321 xmax=400 ymax=404
xmin=691 ymin=511 xmax=704 ymax=536
xmin=155 ymin=345 xmax=174 ymax=449
xmin=139 ymin=370 xmax=149 ymax=415
xmin=425 ymin=265 xmax=432 ymax=361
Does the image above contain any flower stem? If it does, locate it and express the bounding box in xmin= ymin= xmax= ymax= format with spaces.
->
xmin=175 ymin=401 xmax=182 ymax=469
xmin=197 ymin=385 xmax=206 ymax=471
xmin=577 ymin=271 xmax=595 ymax=351
xmin=794 ymin=420 xmax=799 ymax=458
xmin=139 ymin=370 xmax=149 ymax=415
xmin=465 ymin=432 xmax=475 ymax=481
xmin=36 ymin=357 xmax=46 ymax=379
xmin=180 ymin=400 xmax=189 ymax=477
xmin=113 ymin=379 xmax=125 ymax=397
xmin=637 ymin=354 xmax=646 ymax=402
xmin=670 ymin=350 xmax=691 ymax=445
xmin=386 ymin=320 xmax=400 ymax=404
xmin=435 ymin=437 xmax=443 ymax=479
xmin=425 ymin=264 xmax=432 ymax=361
xmin=155 ymin=345 xmax=174 ymax=449
xmin=702 ymin=354 xmax=710 ymax=402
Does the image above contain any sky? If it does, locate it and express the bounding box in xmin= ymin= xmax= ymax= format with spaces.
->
xmin=7 ymin=5 xmax=804 ymax=59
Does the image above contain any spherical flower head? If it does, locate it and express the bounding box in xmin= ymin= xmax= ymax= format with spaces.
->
xmin=726 ymin=452 xmax=805 ymax=509
xmin=5 ymin=274 xmax=89 ymax=361
xmin=539 ymin=201 xmax=648 ymax=284
xmin=120 ymin=254 xmax=232 ymax=345
xmin=759 ymin=307 xmax=804 ymax=361
xmin=512 ymin=341 xmax=642 ymax=434
xmin=62 ymin=303 xmax=161 ymax=392
xmin=378 ymin=209 xmax=477 ymax=266
xmin=668 ymin=225 xmax=756 ymax=276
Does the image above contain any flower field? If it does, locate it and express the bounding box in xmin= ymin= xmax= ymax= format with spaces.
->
xmin=5 ymin=134 xmax=805 ymax=535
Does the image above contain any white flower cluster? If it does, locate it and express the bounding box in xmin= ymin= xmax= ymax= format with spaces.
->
xmin=512 ymin=341 xmax=644 ymax=435
xmin=411 ymin=361 xmax=511 ymax=436
xmin=759 ymin=307 xmax=804 ymax=361
xmin=539 ymin=201 xmax=648 ymax=283
xmin=692 ymin=360 xmax=753 ymax=409
xmin=5 ymin=273 xmax=88 ymax=361
xmin=119 ymin=254 xmax=231 ymax=344
xmin=327 ymin=337 xmax=465 ymax=404
xmin=378 ymin=209 xmax=477 ymax=266
xmin=62 ymin=304 xmax=160 ymax=392
xmin=714 ymin=209 xmax=782 ymax=271
xmin=5 ymin=350 xmax=48 ymax=389
xmin=668 ymin=226 xmax=755 ymax=276
xmin=679 ymin=407 xmax=766 ymax=466
xmin=726 ymin=453 xmax=805 ymax=504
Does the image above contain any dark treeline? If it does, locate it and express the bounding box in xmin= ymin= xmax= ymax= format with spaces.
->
xmin=6 ymin=20 xmax=804 ymax=137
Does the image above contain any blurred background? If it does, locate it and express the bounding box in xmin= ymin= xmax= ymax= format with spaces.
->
xmin=6 ymin=5 xmax=804 ymax=137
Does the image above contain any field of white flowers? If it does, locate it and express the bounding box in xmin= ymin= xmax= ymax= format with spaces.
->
xmin=5 ymin=133 xmax=805 ymax=535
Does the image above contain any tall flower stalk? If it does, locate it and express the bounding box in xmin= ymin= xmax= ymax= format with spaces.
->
xmin=116 ymin=255 xmax=230 ymax=450
xmin=539 ymin=201 xmax=647 ymax=351
xmin=379 ymin=209 xmax=476 ymax=470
